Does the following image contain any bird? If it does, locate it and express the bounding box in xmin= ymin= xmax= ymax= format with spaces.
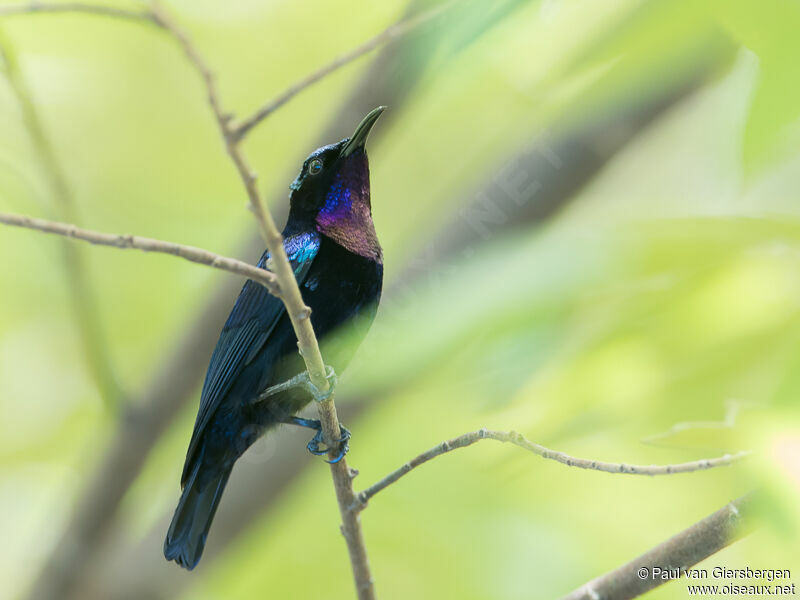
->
xmin=164 ymin=106 xmax=386 ymax=570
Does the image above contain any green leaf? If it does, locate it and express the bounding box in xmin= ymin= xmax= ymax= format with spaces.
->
xmin=710 ymin=0 xmax=800 ymax=171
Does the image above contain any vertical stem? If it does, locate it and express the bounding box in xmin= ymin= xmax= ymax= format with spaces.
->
xmin=149 ymin=4 xmax=376 ymax=595
xmin=330 ymin=457 xmax=376 ymax=599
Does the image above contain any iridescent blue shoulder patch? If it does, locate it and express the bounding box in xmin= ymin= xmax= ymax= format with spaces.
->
xmin=285 ymin=231 xmax=320 ymax=273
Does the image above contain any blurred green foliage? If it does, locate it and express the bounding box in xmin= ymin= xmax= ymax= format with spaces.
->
xmin=1 ymin=0 xmax=799 ymax=599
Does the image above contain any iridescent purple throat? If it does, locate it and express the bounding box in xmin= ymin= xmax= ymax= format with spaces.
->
xmin=314 ymin=157 xmax=382 ymax=263
xmin=317 ymin=181 xmax=354 ymax=228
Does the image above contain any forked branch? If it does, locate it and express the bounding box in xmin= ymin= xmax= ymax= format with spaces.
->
xmin=229 ymin=1 xmax=455 ymax=141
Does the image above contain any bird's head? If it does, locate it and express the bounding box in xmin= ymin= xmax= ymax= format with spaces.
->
xmin=288 ymin=106 xmax=385 ymax=263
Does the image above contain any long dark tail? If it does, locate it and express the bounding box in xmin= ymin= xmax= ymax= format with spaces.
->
xmin=164 ymin=461 xmax=231 ymax=570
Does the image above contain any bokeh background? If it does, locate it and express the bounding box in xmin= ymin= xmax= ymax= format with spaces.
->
xmin=1 ymin=0 xmax=799 ymax=598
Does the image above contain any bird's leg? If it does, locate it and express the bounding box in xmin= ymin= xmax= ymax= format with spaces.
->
xmin=256 ymin=365 xmax=338 ymax=404
xmin=276 ymin=414 xmax=351 ymax=464
xmin=256 ymin=372 xmax=311 ymax=403
xmin=263 ymin=367 xmax=346 ymax=462
xmin=301 ymin=365 xmax=338 ymax=403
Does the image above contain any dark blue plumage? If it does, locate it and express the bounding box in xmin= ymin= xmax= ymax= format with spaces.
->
xmin=164 ymin=108 xmax=385 ymax=570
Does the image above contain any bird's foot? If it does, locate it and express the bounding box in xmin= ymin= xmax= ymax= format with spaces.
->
xmin=306 ymin=425 xmax=351 ymax=464
xmin=279 ymin=415 xmax=351 ymax=464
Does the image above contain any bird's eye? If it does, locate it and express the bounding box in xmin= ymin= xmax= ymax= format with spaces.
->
xmin=308 ymin=158 xmax=323 ymax=175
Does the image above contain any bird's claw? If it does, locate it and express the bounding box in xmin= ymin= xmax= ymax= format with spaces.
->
xmin=306 ymin=429 xmax=327 ymax=455
xmin=306 ymin=424 xmax=351 ymax=463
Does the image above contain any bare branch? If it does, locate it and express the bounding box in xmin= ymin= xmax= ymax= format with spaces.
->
xmin=230 ymin=0 xmax=456 ymax=141
xmin=560 ymin=494 xmax=755 ymax=600
xmin=0 ymin=211 xmax=280 ymax=294
xmin=357 ymin=429 xmax=750 ymax=506
xmin=0 ymin=2 xmax=156 ymax=23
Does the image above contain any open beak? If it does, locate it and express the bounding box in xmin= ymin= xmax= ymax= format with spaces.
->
xmin=341 ymin=106 xmax=386 ymax=157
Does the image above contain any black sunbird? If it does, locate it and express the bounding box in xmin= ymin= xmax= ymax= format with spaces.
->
xmin=164 ymin=107 xmax=386 ymax=570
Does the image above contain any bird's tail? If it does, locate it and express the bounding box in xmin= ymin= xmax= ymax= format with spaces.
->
xmin=164 ymin=461 xmax=231 ymax=570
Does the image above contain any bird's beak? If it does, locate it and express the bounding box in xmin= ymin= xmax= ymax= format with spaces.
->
xmin=341 ymin=106 xmax=386 ymax=157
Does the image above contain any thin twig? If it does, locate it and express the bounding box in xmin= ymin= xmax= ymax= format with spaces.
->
xmin=641 ymin=399 xmax=746 ymax=448
xmin=230 ymin=0 xmax=455 ymax=141
xmin=0 ymin=36 xmax=122 ymax=410
xmin=357 ymin=429 xmax=751 ymax=507
xmin=0 ymin=2 xmax=156 ymax=23
xmin=560 ymin=494 xmax=755 ymax=600
xmin=0 ymin=212 xmax=281 ymax=294
xmin=145 ymin=1 xmax=301 ymax=258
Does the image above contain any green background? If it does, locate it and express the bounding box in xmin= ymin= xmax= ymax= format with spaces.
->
xmin=1 ymin=0 xmax=799 ymax=598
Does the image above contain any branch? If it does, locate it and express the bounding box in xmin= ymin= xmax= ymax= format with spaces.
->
xmin=559 ymin=494 xmax=755 ymax=600
xmin=0 ymin=2 xmax=155 ymax=22
xmin=641 ymin=399 xmax=744 ymax=448
xmin=229 ymin=0 xmax=455 ymax=141
xmin=0 ymin=212 xmax=280 ymax=295
xmin=357 ymin=429 xmax=750 ymax=506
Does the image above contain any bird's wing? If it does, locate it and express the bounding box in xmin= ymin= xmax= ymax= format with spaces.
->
xmin=181 ymin=231 xmax=321 ymax=484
